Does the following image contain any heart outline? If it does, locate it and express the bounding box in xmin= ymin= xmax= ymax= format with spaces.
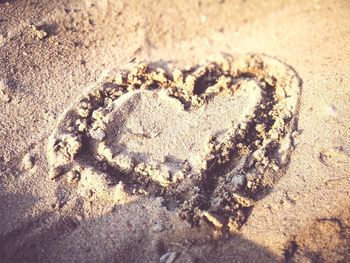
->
xmin=47 ymin=53 xmax=302 ymax=230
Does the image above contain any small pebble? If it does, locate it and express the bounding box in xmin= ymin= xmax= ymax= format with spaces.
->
xmin=160 ymin=252 xmax=178 ymax=263
xmin=31 ymin=25 xmax=48 ymax=39
xmin=151 ymin=222 xmax=165 ymax=232
xmin=0 ymin=34 xmax=5 ymax=47
xmin=89 ymin=128 xmax=105 ymax=140
xmin=21 ymin=153 xmax=34 ymax=170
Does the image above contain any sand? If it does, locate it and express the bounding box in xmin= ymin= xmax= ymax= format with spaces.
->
xmin=0 ymin=0 xmax=349 ymax=262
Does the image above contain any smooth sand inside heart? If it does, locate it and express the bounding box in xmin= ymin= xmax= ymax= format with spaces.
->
xmin=102 ymin=80 xmax=262 ymax=179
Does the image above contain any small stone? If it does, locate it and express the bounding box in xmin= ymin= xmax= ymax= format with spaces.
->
xmin=160 ymin=252 xmax=178 ymax=263
xmin=151 ymin=222 xmax=165 ymax=232
xmin=90 ymin=128 xmax=106 ymax=140
xmin=21 ymin=153 xmax=34 ymax=170
xmin=31 ymin=25 xmax=48 ymax=39
xmin=231 ymin=174 xmax=244 ymax=187
xmin=0 ymin=34 xmax=5 ymax=47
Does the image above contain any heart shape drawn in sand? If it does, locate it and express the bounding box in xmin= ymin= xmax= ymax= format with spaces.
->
xmin=48 ymin=54 xmax=301 ymax=230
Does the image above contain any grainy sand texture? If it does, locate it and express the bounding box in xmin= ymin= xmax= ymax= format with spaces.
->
xmin=0 ymin=1 xmax=349 ymax=262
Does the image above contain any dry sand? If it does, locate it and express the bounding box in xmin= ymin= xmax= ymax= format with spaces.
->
xmin=0 ymin=0 xmax=350 ymax=262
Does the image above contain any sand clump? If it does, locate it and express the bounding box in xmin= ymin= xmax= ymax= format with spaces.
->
xmin=47 ymin=54 xmax=301 ymax=230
